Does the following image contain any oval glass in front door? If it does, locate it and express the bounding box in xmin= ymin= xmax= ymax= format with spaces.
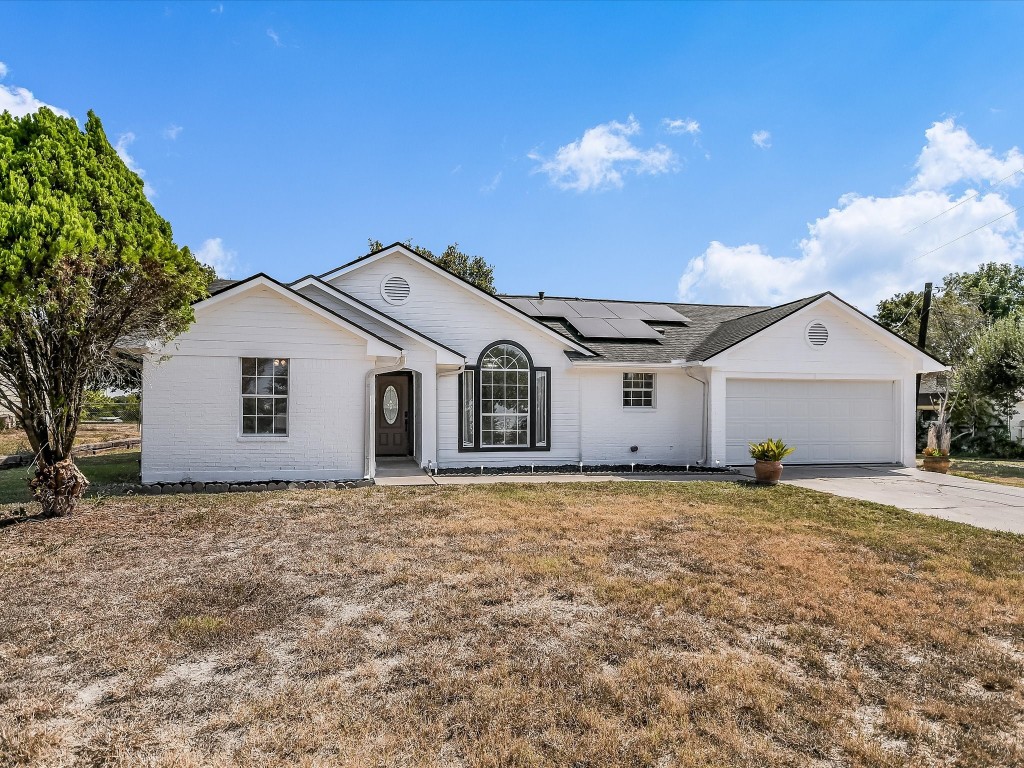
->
xmin=383 ymin=385 xmax=399 ymax=425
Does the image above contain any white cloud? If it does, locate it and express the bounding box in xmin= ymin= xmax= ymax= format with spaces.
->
xmin=909 ymin=118 xmax=1023 ymax=192
xmin=267 ymin=28 xmax=282 ymax=46
xmin=480 ymin=171 xmax=502 ymax=194
xmin=679 ymin=120 xmax=1024 ymax=311
xmin=530 ymin=115 xmax=677 ymax=192
xmin=114 ymin=132 xmax=155 ymax=198
xmin=196 ymin=238 xmax=239 ymax=278
xmin=211 ymin=3 xmax=224 ymax=13
xmin=752 ymin=130 xmax=772 ymax=149
xmin=163 ymin=124 xmax=183 ymax=140
xmin=0 ymin=63 xmax=69 ymax=118
xmin=663 ymin=117 xmax=700 ymax=135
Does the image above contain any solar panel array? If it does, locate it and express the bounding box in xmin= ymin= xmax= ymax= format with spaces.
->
xmin=504 ymin=297 xmax=690 ymax=340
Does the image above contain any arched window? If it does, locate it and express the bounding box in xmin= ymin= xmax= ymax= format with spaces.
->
xmin=459 ymin=341 xmax=550 ymax=451
xmin=480 ymin=343 xmax=531 ymax=447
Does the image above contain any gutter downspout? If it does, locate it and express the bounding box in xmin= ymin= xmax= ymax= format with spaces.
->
xmin=364 ymin=352 xmax=407 ymax=480
xmin=678 ymin=361 xmax=709 ymax=465
xmin=436 ymin=363 xmax=467 ymax=473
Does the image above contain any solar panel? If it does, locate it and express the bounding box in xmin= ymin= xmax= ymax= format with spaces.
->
xmin=565 ymin=300 xmax=614 ymax=318
xmin=606 ymin=318 xmax=663 ymax=339
xmin=641 ymin=304 xmax=690 ymax=323
xmin=566 ymin=317 xmax=624 ymax=338
xmin=503 ymin=295 xmax=687 ymax=332
xmin=529 ymin=299 xmax=581 ymax=317
xmin=505 ymin=298 xmax=540 ymax=315
xmin=602 ymin=302 xmax=654 ymax=320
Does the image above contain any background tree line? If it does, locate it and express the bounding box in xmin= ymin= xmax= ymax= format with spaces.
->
xmin=875 ymin=262 xmax=1024 ymax=457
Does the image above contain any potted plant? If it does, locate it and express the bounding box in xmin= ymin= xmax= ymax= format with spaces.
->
xmin=921 ymin=446 xmax=950 ymax=473
xmin=748 ymin=438 xmax=796 ymax=485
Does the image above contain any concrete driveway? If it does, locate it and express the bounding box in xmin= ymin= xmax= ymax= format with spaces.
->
xmin=736 ymin=464 xmax=1024 ymax=535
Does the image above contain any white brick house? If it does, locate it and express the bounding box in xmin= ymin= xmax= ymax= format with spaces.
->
xmin=140 ymin=243 xmax=946 ymax=483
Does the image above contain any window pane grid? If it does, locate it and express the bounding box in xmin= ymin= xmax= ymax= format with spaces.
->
xmin=623 ymin=372 xmax=654 ymax=408
xmin=535 ymin=370 xmax=548 ymax=446
xmin=461 ymin=370 xmax=475 ymax=447
xmin=242 ymin=357 xmax=288 ymax=434
xmin=480 ymin=344 xmax=530 ymax=447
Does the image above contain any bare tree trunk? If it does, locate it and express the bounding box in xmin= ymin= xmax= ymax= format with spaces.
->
xmin=30 ymin=458 xmax=89 ymax=518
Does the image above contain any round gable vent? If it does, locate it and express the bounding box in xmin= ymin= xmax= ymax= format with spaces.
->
xmin=807 ymin=321 xmax=829 ymax=347
xmin=381 ymin=274 xmax=411 ymax=305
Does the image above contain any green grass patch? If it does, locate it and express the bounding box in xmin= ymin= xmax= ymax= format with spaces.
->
xmin=0 ymin=450 xmax=139 ymax=504
xmin=944 ymin=456 xmax=1024 ymax=488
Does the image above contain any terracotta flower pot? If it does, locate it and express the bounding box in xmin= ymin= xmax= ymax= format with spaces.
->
xmin=753 ymin=459 xmax=784 ymax=485
xmin=921 ymin=455 xmax=950 ymax=474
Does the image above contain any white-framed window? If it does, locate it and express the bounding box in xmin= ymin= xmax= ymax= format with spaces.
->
xmin=460 ymin=369 xmax=475 ymax=448
xmin=480 ymin=343 xmax=530 ymax=447
xmin=622 ymin=372 xmax=655 ymax=408
xmin=241 ymin=357 xmax=289 ymax=435
xmin=535 ymin=369 xmax=548 ymax=447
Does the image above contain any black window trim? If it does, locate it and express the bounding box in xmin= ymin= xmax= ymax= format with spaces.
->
xmin=457 ymin=340 xmax=552 ymax=453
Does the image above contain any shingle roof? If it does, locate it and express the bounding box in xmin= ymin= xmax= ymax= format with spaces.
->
xmin=684 ymin=294 xmax=826 ymax=361
xmin=498 ymin=293 xmax=828 ymax=364
xmin=209 ymin=278 xmax=239 ymax=294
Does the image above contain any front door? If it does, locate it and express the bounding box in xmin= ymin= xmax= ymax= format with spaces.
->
xmin=376 ymin=374 xmax=412 ymax=456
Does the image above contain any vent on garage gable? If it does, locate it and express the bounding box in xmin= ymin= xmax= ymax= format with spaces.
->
xmin=806 ymin=321 xmax=829 ymax=347
xmin=381 ymin=274 xmax=411 ymax=305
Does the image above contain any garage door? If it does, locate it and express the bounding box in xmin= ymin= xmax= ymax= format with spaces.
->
xmin=725 ymin=379 xmax=897 ymax=465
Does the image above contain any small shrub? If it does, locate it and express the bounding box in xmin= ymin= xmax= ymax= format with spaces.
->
xmin=748 ymin=438 xmax=796 ymax=462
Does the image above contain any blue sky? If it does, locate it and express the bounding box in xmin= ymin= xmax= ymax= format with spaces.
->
xmin=3 ymin=1 xmax=1023 ymax=309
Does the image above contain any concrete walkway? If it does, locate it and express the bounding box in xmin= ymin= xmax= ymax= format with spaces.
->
xmin=735 ymin=464 xmax=1024 ymax=535
xmin=373 ymin=458 xmax=734 ymax=488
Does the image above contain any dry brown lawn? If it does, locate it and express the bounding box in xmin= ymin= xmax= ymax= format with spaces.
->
xmin=1 ymin=482 xmax=1022 ymax=767
xmin=0 ymin=423 xmax=140 ymax=457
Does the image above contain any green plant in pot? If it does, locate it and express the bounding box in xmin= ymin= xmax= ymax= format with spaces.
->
xmin=748 ymin=438 xmax=796 ymax=485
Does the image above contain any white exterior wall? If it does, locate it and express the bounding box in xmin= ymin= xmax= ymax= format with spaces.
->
xmin=705 ymin=301 xmax=919 ymax=467
xmin=330 ymin=253 xmax=585 ymax=467
xmin=142 ymin=286 xmax=378 ymax=482
xmin=578 ymin=368 xmax=704 ymax=465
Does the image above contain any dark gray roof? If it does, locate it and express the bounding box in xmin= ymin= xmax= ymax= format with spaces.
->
xmin=499 ymin=293 xmax=828 ymax=364
xmin=209 ymin=278 xmax=239 ymax=294
xmin=684 ymin=294 xmax=826 ymax=361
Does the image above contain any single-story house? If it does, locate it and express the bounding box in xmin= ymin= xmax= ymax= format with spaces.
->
xmin=139 ymin=243 xmax=946 ymax=483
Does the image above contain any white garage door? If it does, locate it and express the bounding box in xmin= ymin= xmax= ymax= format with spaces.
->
xmin=726 ymin=379 xmax=897 ymax=465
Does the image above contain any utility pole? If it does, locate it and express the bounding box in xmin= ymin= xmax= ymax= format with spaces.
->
xmin=916 ymin=281 xmax=933 ymax=402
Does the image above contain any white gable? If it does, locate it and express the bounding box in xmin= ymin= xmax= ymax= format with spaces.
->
xmin=160 ymin=282 xmax=399 ymax=359
xmin=707 ymin=296 xmax=942 ymax=375
xmin=324 ymin=249 xmax=591 ymax=362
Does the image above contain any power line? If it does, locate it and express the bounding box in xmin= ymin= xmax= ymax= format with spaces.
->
xmin=909 ymin=203 xmax=1024 ymax=263
xmin=890 ymin=294 xmax=923 ymax=330
xmin=902 ymin=166 xmax=1024 ymax=235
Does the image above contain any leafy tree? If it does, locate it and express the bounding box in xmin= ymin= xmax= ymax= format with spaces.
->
xmin=875 ymin=288 xmax=985 ymax=366
xmin=943 ymin=262 xmax=1024 ymax=320
xmin=368 ymin=238 xmax=496 ymax=293
xmin=0 ymin=108 xmax=210 ymax=516
xmin=958 ymin=315 xmax=1024 ymax=435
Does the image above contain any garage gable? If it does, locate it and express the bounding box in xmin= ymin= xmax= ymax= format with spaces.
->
xmin=705 ymin=294 xmax=941 ymax=375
